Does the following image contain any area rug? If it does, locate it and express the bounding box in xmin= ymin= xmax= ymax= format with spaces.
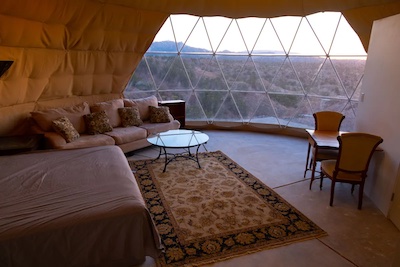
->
xmin=129 ymin=151 xmax=327 ymax=267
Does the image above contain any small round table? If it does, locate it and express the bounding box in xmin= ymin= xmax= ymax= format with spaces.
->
xmin=147 ymin=129 xmax=209 ymax=172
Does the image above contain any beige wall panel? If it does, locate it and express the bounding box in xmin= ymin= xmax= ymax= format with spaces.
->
xmin=0 ymin=103 xmax=35 ymax=136
xmin=0 ymin=79 xmax=28 ymax=108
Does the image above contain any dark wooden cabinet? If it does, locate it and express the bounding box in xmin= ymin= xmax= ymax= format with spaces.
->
xmin=158 ymin=100 xmax=185 ymax=128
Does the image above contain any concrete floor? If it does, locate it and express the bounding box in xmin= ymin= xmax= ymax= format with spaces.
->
xmin=128 ymin=130 xmax=400 ymax=267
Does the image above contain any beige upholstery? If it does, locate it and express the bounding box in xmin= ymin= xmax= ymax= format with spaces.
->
xmin=305 ymin=111 xmax=345 ymax=188
xmin=320 ymin=133 xmax=383 ymax=209
xmin=313 ymin=111 xmax=345 ymax=131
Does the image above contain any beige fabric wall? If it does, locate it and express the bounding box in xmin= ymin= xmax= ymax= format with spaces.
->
xmin=0 ymin=0 xmax=168 ymax=135
xmin=1 ymin=0 xmax=400 ymax=135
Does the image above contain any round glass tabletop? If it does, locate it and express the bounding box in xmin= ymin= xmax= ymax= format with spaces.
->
xmin=147 ymin=129 xmax=209 ymax=148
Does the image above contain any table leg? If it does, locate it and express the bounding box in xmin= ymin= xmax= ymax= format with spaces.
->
xmin=195 ymin=144 xmax=201 ymax=169
xmin=309 ymin=147 xmax=318 ymax=190
xmin=162 ymin=147 xmax=168 ymax=172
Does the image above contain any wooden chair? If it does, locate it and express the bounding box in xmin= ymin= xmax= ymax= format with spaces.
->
xmin=304 ymin=111 xmax=345 ymax=189
xmin=320 ymin=133 xmax=383 ymax=209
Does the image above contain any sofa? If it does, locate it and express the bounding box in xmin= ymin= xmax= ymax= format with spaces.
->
xmin=30 ymin=95 xmax=180 ymax=153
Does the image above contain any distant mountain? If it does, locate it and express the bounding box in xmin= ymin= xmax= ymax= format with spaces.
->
xmin=148 ymin=41 xmax=210 ymax=53
xmin=147 ymin=41 xmax=286 ymax=55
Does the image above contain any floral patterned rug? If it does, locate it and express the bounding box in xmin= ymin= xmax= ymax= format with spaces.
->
xmin=129 ymin=151 xmax=327 ymax=267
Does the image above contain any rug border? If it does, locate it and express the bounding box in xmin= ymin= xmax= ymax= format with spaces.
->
xmin=129 ymin=150 xmax=328 ymax=267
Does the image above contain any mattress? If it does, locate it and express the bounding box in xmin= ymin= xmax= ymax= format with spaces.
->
xmin=0 ymin=145 xmax=161 ymax=267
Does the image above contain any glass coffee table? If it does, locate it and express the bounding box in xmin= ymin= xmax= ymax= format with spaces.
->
xmin=147 ymin=129 xmax=209 ymax=172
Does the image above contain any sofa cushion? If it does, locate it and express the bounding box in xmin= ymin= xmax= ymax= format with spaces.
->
xmin=90 ymin=99 xmax=124 ymax=127
xmin=104 ymin=127 xmax=147 ymax=145
xmin=84 ymin=111 xmax=113 ymax=135
xmin=118 ymin=107 xmax=143 ymax=127
xmin=31 ymin=102 xmax=90 ymax=133
xmin=123 ymin=95 xmax=158 ymax=121
xmin=149 ymin=106 xmax=172 ymax=123
xmin=52 ymin=116 xmax=80 ymax=143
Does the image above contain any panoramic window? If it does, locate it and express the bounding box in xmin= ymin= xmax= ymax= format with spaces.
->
xmin=125 ymin=12 xmax=367 ymax=131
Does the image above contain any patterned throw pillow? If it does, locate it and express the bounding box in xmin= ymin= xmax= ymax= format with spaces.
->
xmin=118 ymin=107 xmax=143 ymax=127
xmin=149 ymin=106 xmax=172 ymax=123
xmin=52 ymin=116 xmax=80 ymax=143
xmin=84 ymin=110 xmax=113 ymax=135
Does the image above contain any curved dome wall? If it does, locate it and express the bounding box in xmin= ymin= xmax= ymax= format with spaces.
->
xmin=0 ymin=0 xmax=400 ymax=135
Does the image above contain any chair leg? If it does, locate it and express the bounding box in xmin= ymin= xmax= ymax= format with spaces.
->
xmin=330 ymin=180 xmax=336 ymax=206
xmin=320 ymin=172 xmax=324 ymax=190
xmin=351 ymin=184 xmax=355 ymax=194
xmin=304 ymin=144 xmax=311 ymax=178
xmin=309 ymin=158 xmax=318 ymax=190
xmin=358 ymin=183 xmax=364 ymax=210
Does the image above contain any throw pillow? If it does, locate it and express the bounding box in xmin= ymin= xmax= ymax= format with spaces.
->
xmin=149 ymin=106 xmax=172 ymax=123
xmin=52 ymin=116 xmax=80 ymax=143
xmin=84 ymin=110 xmax=113 ymax=135
xmin=118 ymin=107 xmax=143 ymax=127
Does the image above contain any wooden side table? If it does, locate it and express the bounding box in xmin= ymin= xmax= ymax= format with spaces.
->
xmin=159 ymin=100 xmax=186 ymax=128
xmin=0 ymin=134 xmax=44 ymax=156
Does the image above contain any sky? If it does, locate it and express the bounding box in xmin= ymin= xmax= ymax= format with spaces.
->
xmin=154 ymin=12 xmax=367 ymax=56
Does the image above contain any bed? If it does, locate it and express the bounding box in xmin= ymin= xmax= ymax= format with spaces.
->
xmin=0 ymin=145 xmax=161 ymax=267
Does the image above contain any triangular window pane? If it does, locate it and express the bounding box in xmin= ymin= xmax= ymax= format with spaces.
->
xmin=181 ymin=17 xmax=213 ymax=53
xmin=291 ymin=56 xmax=325 ymax=90
xmin=290 ymin=18 xmax=325 ymax=55
xmin=340 ymin=101 xmax=357 ymax=132
xmin=231 ymin=58 xmax=264 ymax=92
xmin=269 ymin=93 xmax=305 ymax=127
xmin=196 ymin=56 xmax=228 ymax=90
xmin=217 ymin=55 xmax=248 ymax=89
xmin=286 ymin=97 xmax=314 ymax=129
xmin=307 ymin=96 xmax=348 ymax=114
xmin=270 ymin=16 xmax=302 ymax=54
xmin=181 ymin=54 xmax=213 ymax=88
xmin=152 ymin=17 xmax=177 ymax=51
xmin=158 ymin=57 xmax=191 ymax=90
xmin=125 ymin=58 xmax=155 ymax=96
xmin=269 ymin=58 xmax=303 ymax=94
xmin=232 ymin=92 xmax=266 ymax=122
xmin=146 ymin=54 xmax=178 ymax=89
xmin=237 ymin=17 xmax=266 ymax=53
xmin=214 ymin=94 xmax=242 ymax=122
xmin=186 ymin=92 xmax=208 ymax=121
xmin=308 ymin=59 xmax=346 ymax=97
xmin=254 ymin=56 xmax=286 ymax=90
xmin=196 ymin=91 xmax=228 ymax=120
xmin=170 ymin=15 xmax=201 ymax=51
xmin=216 ymin=20 xmax=248 ymax=54
xmin=306 ymin=12 xmax=340 ymax=54
xmin=330 ymin=57 xmax=366 ymax=98
xmin=203 ymin=17 xmax=232 ymax=52
xmin=351 ymin=77 xmax=363 ymax=101
xmin=253 ymin=19 xmax=285 ymax=55
xmin=249 ymin=94 xmax=279 ymax=125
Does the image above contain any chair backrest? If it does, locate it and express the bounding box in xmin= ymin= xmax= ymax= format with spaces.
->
xmin=336 ymin=133 xmax=383 ymax=174
xmin=313 ymin=111 xmax=345 ymax=131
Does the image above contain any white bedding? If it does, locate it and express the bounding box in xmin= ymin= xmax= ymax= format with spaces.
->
xmin=0 ymin=146 xmax=161 ymax=267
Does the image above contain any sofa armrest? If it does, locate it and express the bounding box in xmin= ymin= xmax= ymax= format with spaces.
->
xmin=44 ymin=132 xmax=67 ymax=148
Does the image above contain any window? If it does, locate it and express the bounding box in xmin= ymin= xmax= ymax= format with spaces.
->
xmin=125 ymin=12 xmax=367 ymax=131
